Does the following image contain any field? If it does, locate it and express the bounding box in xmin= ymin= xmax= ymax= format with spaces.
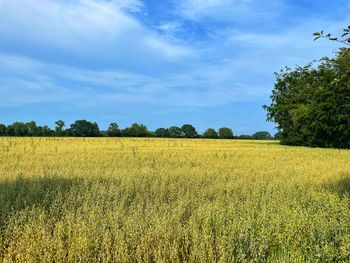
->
xmin=1 ymin=137 xmax=350 ymax=262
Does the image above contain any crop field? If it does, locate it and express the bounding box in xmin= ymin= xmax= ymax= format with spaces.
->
xmin=0 ymin=137 xmax=350 ymax=262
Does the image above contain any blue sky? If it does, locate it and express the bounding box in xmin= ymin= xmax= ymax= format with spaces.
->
xmin=0 ymin=0 xmax=349 ymax=134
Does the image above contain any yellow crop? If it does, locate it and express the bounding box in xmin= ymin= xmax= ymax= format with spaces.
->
xmin=0 ymin=137 xmax=350 ymax=262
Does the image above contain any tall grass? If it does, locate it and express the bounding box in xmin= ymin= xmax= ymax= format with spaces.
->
xmin=0 ymin=137 xmax=350 ymax=262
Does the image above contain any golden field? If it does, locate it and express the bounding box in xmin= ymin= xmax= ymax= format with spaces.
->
xmin=0 ymin=137 xmax=350 ymax=262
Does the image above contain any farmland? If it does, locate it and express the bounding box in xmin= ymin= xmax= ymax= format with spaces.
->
xmin=1 ymin=137 xmax=350 ymax=262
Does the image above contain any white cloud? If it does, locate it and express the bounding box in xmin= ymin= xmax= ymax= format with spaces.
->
xmin=0 ymin=0 xmax=193 ymax=62
xmin=0 ymin=54 xmax=266 ymax=108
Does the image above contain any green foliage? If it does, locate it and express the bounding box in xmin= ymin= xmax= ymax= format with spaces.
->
xmin=37 ymin=125 xmax=54 ymax=136
xmin=6 ymin=122 xmax=29 ymax=136
xmin=55 ymin=120 xmax=65 ymax=136
xmin=26 ymin=121 xmax=38 ymax=136
xmin=252 ymin=131 xmax=273 ymax=140
xmin=0 ymin=124 xmax=6 ymax=136
xmin=203 ymin=128 xmax=219 ymax=139
xmin=107 ymin=123 xmax=121 ymax=137
xmin=155 ymin=128 xmax=170 ymax=138
xmin=274 ymin=132 xmax=282 ymax=140
xmin=314 ymin=25 xmax=350 ymax=46
xmin=122 ymin=123 xmax=149 ymax=137
xmin=264 ymin=48 xmax=350 ymax=148
xmin=181 ymin=124 xmax=198 ymax=138
xmin=69 ymin=120 xmax=100 ymax=137
xmin=168 ymin=126 xmax=184 ymax=138
xmin=218 ymin=127 xmax=234 ymax=139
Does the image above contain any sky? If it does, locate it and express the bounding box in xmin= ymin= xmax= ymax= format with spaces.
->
xmin=0 ymin=0 xmax=349 ymax=134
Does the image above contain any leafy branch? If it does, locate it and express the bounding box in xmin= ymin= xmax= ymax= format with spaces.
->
xmin=313 ymin=25 xmax=350 ymax=46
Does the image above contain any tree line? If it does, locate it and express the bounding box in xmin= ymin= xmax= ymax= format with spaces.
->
xmin=264 ymin=25 xmax=350 ymax=149
xmin=0 ymin=120 xmax=274 ymax=140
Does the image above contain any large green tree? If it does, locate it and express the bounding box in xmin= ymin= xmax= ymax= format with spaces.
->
xmin=218 ymin=127 xmax=234 ymax=139
xmin=168 ymin=126 xmax=184 ymax=138
xmin=107 ymin=123 xmax=121 ymax=137
xmin=69 ymin=120 xmax=100 ymax=137
xmin=55 ymin=120 xmax=65 ymax=136
xmin=181 ymin=124 xmax=198 ymax=138
xmin=122 ymin=123 xmax=149 ymax=137
xmin=203 ymin=128 xmax=218 ymax=139
xmin=264 ymin=48 xmax=350 ymax=148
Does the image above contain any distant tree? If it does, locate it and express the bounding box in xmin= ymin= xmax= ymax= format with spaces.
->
xmin=37 ymin=125 xmax=54 ymax=136
xmin=238 ymin=135 xmax=252 ymax=139
xmin=55 ymin=120 xmax=65 ymax=136
xmin=218 ymin=127 xmax=234 ymax=139
xmin=26 ymin=121 xmax=38 ymax=136
xmin=155 ymin=128 xmax=170 ymax=138
xmin=6 ymin=122 xmax=29 ymax=136
xmin=0 ymin=124 xmax=7 ymax=136
xmin=181 ymin=124 xmax=198 ymax=138
xmin=122 ymin=123 xmax=149 ymax=137
xmin=70 ymin=120 xmax=100 ymax=137
xmin=203 ymin=128 xmax=218 ymax=139
xmin=168 ymin=126 xmax=184 ymax=138
xmin=252 ymin=131 xmax=273 ymax=140
xmin=107 ymin=123 xmax=121 ymax=137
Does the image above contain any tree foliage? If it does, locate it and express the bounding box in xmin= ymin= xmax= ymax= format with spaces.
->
xmin=313 ymin=25 xmax=350 ymax=46
xmin=252 ymin=131 xmax=273 ymax=140
xmin=69 ymin=120 xmax=100 ymax=137
xmin=264 ymin=48 xmax=350 ymax=148
xmin=181 ymin=124 xmax=198 ymax=138
xmin=55 ymin=120 xmax=65 ymax=136
xmin=155 ymin=128 xmax=170 ymax=138
xmin=218 ymin=127 xmax=234 ymax=139
xmin=107 ymin=123 xmax=121 ymax=137
xmin=122 ymin=123 xmax=149 ymax=137
xmin=0 ymin=124 xmax=7 ymax=135
xmin=203 ymin=128 xmax=219 ymax=139
xmin=168 ymin=126 xmax=184 ymax=138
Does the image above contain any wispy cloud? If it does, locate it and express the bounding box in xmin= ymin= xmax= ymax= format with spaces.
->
xmin=0 ymin=0 xmax=194 ymax=67
xmin=0 ymin=54 xmax=267 ymax=108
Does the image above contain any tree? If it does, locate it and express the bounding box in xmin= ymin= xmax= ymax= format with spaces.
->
xmin=252 ymin=131 xmax=273 ymax=140
xmin=26 ymin=121 xmax=38 ymax=136
xmin=107 ymin=123 xmax=121 ymax=137
xmin=218 ymin=127 xmax=234 ymax=139
xmin=6 ymin=122 xmax=29 ymax=136
xmin=181 ymin=124 xmax=198 ymax=138
xmin=168 ymin=126 xmax=184 ymax=138
xmin=314 ymin=25 xmax=350 ymax=46
xmin=155 ymin=128 xmax=170 ymax=138
xmin=264 ymin=48 xmax=350 ymax=148
xmin=37 ymin=125 xmax=54 ymax=136
xmin=70 ymin=120 xmax=100 ymax=137
xmin=0 ymin=124 xmax=6 ymax=136
xmin=274 ymin=132 xmax=282 ymax=140
xmin=55 ymin=120 xmax=65 ymax=136
xmin=203 ymin=128 xmax=218 ymax=139
xmin=122 ymin=123 xmax=149 ymax=137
